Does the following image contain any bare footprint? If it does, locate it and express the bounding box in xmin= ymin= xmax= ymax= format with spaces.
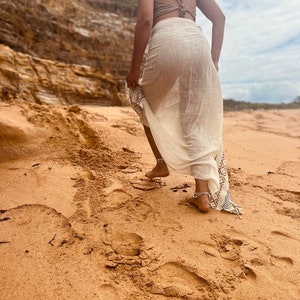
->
xmin=0 ymin=204 xmax=76 ymax=248
xmin=98 ymin=284 xmax=119 ymax=300
xmin=77 ymin=168 xmax=96 ymax=180
xmin=271 ymin=230 xmax=298 ymax=241
xmin=150 ymin=262 xmax=209 ymax=297
xmin=112 ymin=231 xmax=143 ymax=256
xmin=242 ymin=265 xmax=257 ymax=280
xmin=188 ymin=240 xmax=220 ymax=257
xmin=126 ymin=198 xmax=158 ymax=222
xmin=271 ymin=255 xmax=294 ymax=267
xmin=214 ymin=235 xmax=244 ymax=263
xmin=155 ymin=215 xmax=183 ymax=233
xmin=103 ymin=189 xmax=133 ymax=210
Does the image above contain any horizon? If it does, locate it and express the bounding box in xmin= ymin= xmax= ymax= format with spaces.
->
xmin=196 ymin=0 xmax=300 ymax=104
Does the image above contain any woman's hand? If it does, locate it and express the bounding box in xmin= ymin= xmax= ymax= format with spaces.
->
xmin=126 ymin=67 xmax=140 ymax=89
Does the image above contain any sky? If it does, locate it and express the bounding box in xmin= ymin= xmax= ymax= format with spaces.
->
xmin=196 ymin=0 xmax=300 ymax=103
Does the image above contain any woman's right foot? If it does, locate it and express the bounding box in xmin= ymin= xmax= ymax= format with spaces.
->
xmin=145 ymin=161 xmax=169 ymax=179
xmin=189 ymin=192 xmax=210 ymax=213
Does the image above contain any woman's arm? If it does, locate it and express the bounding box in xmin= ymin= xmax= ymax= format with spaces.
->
xmin=126 ymin=0 xmax=154 ymax=88
xmin=196 ymin=0 xmax=225 ymax=71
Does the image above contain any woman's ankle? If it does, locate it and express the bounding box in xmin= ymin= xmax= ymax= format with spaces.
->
xmin=156 ymin=158 xmax=164 ymax=164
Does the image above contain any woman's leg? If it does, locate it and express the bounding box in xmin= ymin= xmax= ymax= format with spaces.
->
xmin=189 ymin=179 xmax=210 ymax=212
xmin=143 ymin=125 xmax=169 ymax=179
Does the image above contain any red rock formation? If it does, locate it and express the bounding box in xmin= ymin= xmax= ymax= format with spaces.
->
xmin=0 ymin=0 xmax=135 ymax=78
xmin=0 ymin=44 xmax=123 ymax=106
xmin=0 ymin=0 xmax=137 ymax=105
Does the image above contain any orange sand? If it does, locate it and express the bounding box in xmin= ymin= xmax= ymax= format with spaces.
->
xmin=0 ymin=101 xmax=299 ymax=299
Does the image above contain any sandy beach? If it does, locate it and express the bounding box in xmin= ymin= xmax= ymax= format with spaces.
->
xmin=0 ymin=101 xmax=299 ymax=299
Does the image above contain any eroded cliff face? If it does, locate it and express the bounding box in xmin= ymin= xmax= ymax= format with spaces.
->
xmin=86 ymin=0 xmax=138 ymax=17
xmin=0 ymin=0 xmax=135 ymax=77
xmin=0 ymin=44 xmax=125 ymax=105
xmin=0 ymin=0 xmax=136 ymax=105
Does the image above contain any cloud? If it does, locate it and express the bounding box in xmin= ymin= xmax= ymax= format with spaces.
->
xmin=196 ymin=0 xmax=300 ymax=103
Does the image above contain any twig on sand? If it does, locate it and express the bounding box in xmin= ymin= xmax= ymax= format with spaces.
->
xmin=48 ymin=234 xmax=56 ymax=246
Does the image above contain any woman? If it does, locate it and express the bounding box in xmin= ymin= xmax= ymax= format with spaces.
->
xmin=126 ymin=0 xmax=242 ymax=215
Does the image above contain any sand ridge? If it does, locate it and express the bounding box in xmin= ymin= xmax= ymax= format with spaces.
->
xmin=0 ymin=101 xmax=299 ymax=299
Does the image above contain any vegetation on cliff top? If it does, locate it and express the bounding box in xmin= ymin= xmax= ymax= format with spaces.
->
xmin=224 ymin=97 xmax=300 ymax=111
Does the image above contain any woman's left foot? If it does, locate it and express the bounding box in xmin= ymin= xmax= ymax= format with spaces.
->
xmin=145 ymin=161 xmax=169 ymax=179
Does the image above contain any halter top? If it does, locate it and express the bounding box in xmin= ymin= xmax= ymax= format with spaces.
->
xmin=154 ymin=0 xmax=196 ymax=21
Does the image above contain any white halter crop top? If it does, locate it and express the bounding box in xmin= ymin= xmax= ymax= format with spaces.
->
xmin=154 ymin=0 xmax=196 ymax=21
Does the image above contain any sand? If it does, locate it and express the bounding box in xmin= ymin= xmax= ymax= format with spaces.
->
xmin=0 ymin=100 xmax=299 ymax=300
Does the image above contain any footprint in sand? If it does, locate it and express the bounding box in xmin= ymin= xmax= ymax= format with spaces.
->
xmin=126 ymin=198 xmax=158 ymax=222
xmin=214 ymin=235 xmax=244 ymax=263
xmin=150 ymin=262 xmax=209 ymax=297
xmin=112 ymin=231 xmax=143 ymax=256
xmin=271 ymin=255 xmax=294 ymax=267
xmin=0 ymin=204 xmax=76 ymax=248
xmin=242 ymin=265 xmax=257 ymax=280
xmin=189 ymin=240 xmax=220 ymax=258
xmin=76 ymin=119 xmax=99 ymax=147
xmin=103 ymin=179 xmax=123 ymax=195
xmin=154 ymin=215 xmax=183 ymax=233
xmin=98 ymin=284 xmax=119 ymax=300
xmin=271 ymin=230 xmax=299 ymax=241
xmin=77 ymin=168 xmax=96 ymax=180
xmin=102 ymin=188 xmax=133 ymax=210
xmin=269 ymin=231 xmax=298 ymax=270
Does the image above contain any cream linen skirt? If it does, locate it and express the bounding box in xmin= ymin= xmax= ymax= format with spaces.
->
xmin=134 ymin=18 xmax=241 ymax=214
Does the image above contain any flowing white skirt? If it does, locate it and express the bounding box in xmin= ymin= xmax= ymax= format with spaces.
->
xmin=132 ymin=18 xmax=241 ymax=213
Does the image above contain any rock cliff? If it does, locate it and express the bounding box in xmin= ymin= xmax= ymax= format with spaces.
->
xmin=0 ymin=44 xmax=124 ymax=105
xmin=0 ymin=0 xmax=135 ymax=77
xmin=86 ymin=0 xmax=138 ymax=17
xmin=0 ymin=0 xmax=137 ymax=105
